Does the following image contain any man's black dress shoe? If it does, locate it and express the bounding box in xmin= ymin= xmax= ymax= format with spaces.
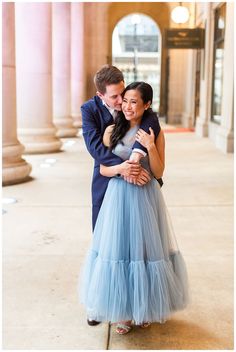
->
xmin=87 ymin=319 xmax=101 ymax=326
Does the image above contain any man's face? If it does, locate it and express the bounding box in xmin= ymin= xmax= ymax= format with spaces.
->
xmin=97 ymin=81 xmax=125 ymax=111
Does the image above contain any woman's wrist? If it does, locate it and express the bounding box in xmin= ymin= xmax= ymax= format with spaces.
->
xmin=146 ymin=142 xmax=156 ymax=152
xmin=115 ymin=164 xmax=122 ymax=176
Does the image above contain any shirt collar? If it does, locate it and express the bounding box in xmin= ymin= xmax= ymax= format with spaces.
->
xmin=102 ymin=100 xmax=117 ymax=119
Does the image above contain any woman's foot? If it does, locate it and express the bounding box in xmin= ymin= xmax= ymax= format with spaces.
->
xmin=115 ymin=320 xmax=132 ymax=335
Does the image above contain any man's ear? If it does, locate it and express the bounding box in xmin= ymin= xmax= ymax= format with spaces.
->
xmin=96 ymin=91 xmax=104 ymax=99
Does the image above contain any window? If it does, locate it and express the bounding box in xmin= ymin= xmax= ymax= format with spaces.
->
xmin=112 ymin=13 xmax=161 ymax=112
xmin=211 ymin=3 xmax=226 ymax=123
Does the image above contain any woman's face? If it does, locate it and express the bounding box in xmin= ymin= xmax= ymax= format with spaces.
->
xmin=122 ymin=89 xmax=150 ymax=123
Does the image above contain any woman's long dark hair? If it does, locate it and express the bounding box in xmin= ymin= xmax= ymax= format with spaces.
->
xmin=110 ymin=82 xmax=154 ymax=150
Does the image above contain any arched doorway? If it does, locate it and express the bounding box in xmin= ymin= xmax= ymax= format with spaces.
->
xmin=112 ymin=13 xmax=161 ymax=112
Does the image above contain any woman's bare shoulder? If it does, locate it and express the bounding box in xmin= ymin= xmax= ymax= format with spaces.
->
xmin=103 ymin=124 xmax=115 ymax=147
xmin=105 ymin=124 xmax=115 ymax=133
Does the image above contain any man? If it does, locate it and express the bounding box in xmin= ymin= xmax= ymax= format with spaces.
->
xmin=81 ymin=65 xmax=163 ymax=325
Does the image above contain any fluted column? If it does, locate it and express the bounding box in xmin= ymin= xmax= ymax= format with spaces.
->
xmin=195 ymin=2 xmax=211 ymax=137
xmin=15 ymin=3 xmax=62 ymax=154
xmin=216 ymin=2 xmax=234 ymax=153
xmin=182 ymin=50 xmax=195 ymax=128
xmin=71 ymin=3 xmax=85 ymax=128
xmin=2 ymin=3 xmax=32 ymax=185
xmin=52 ymin=3 xmax=77 ymax=137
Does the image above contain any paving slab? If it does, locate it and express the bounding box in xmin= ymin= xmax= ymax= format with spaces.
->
xmin=2 ymin=130 xmax=234 ymax=350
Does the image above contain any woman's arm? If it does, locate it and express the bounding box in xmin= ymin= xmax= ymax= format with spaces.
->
xmin=132 ymin=110 xmax=161 ymax=154
xmin=136 ymin=128 xmax=165 ymax=179
xmin=148 ymin=129 xmax=165 ymax=178
xmin=100 ymin=161 xmax=141 ymax=178
xmin=102 ymin=124 xmax=114 ymax=147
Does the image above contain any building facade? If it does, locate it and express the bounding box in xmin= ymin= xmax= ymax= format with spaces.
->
xmin=2 ymin=2 xmax=234 ymax=186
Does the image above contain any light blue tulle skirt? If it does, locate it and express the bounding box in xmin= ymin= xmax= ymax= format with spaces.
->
xmin=79 ymin=177 xmax=189 ymax=324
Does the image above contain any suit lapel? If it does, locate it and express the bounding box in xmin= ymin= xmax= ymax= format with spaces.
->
xmin=101 ymin=105 xmax=114 ymax=125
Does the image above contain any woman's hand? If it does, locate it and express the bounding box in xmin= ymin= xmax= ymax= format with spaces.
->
xmin=118 ymin=160 xmax=141 ymax=177
xmin=100 ymin=160 xmax=140 ymax=178
xmin=135 ymin=128 xmax=155 ymax=150
xmin=124 ymin=167 xmax=151 ymax=185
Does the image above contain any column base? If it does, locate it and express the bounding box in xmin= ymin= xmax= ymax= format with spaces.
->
xmin=72 ymin=113 xmax=82 ymax=128
xmin=216 ymin=126 xmax=234 ymax=153
xmin=167 ymin=112 xmax=182 ymax=125
xmin=182 ymin=112 xmax=194 ymax=129
xmin=56 ymin=127 xmax=78 ymax=138
xmin=3 ymin=143 xmax=32 ymax=186
xmin=195 ymin=116 xmax=209 ymax=137
xmin=54 ymin=116 xmax=78 ymax=138
xmin=18 ymin=127 xmax=63 ymax=154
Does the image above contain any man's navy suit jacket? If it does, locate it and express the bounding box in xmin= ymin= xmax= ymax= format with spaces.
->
xmin=81 ymin=95 xmax=162 ymax=229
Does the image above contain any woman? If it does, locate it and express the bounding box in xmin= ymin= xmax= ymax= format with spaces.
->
xmin=79 ymin=82 xmax=189 ymax=335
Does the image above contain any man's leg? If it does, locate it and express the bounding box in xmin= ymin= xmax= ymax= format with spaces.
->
xmin=92 ymin=205 xmax=101 ymax=231
xmin=87 ymin=204 xmax=101 ymax=326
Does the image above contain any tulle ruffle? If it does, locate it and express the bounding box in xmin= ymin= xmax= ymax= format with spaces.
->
xmin=79 ymin=249 xmax=189 ymax=324
xmin=78 ymin=177 xmax=189 ymax=324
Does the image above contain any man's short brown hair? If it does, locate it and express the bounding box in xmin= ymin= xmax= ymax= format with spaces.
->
xmin=94 ymin=65 xmax=124 ymax=94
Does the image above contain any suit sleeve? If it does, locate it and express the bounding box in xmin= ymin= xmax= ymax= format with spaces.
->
xmin=132 ymin=111 xmax=161 ymax=154
xmin=81 ymin=104 xmax=123 ymax=167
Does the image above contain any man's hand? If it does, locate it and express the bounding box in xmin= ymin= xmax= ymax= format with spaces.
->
xmin=119 ymin=160 xmax=141 ymax=178
xmin=124 ymin=167 xmax=151 ymax=186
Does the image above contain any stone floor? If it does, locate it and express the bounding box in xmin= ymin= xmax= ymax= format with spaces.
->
xmin=2 ymin=127 xmax=234 ymax=350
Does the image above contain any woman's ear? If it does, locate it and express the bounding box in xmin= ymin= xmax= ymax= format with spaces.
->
xmin=144 ymin=101 xmax=151 ymax=110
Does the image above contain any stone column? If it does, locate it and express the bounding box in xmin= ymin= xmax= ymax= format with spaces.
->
xmin=167 ymin=49 xmax=187 ymax=124
xmin=216 ymin=2 xmax=234 ymax=153
xmin=182 ymin=50 xmax=195 ymax=128
xmin=71 ymin=3 xmax=85 ymax=128
xmin=52 ymin=3 xmax=77 ymax=137
xmin=84 ymin=2 xmax=109 ymax=99
xmin=2 ymin=3 xmax=32 ymax=185
xmin=15 ymin=3 xmax=62 ymax=154
xmin=181 ymin=3 xmax=197 ymax=128
xmin=195 ymin=2 xmax=212 ymax=137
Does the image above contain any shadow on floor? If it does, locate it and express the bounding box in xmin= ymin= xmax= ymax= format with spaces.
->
xmin=109 ymin=319 xmax=232 ymax=350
